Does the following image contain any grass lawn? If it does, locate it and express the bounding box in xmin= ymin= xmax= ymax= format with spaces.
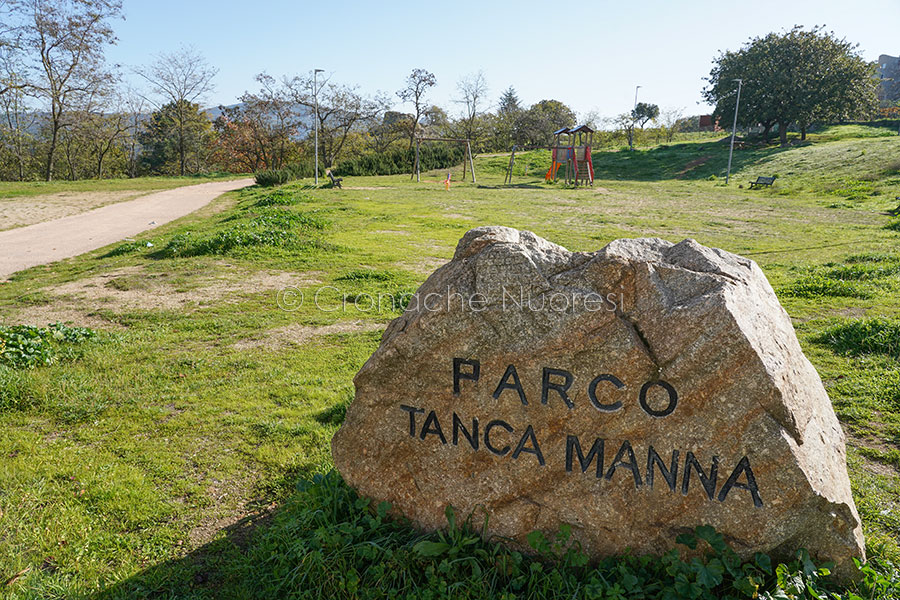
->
xmin=2 ymin=126 xmax=900 ymax=598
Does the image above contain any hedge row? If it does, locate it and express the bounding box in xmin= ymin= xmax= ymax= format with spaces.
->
xmin=332 ymin=144 xmax=464 ymax=177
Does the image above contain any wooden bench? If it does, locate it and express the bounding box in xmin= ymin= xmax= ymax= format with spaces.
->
xmin=749 ymin=176 xmax=775 ymax=189
xmin=327 ymin=171 xmax=343 ymax=189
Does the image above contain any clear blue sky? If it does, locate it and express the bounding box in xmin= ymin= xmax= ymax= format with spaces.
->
xmin=108 ymin=0 xmax=900 ymax=120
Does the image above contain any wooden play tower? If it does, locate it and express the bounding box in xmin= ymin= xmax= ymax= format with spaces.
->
xmin=546 ymin=125 xmax=594 ymax=186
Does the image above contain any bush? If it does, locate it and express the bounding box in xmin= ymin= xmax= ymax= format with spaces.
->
xmin=255 ymin=163 xmax=320 ymax=187
xmin=333 ymin=144 xmax=465 ymax=177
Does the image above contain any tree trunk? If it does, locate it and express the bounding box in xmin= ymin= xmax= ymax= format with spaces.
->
xmin=800 ymin=125 xmax=807 ymax=141
xmin=778 ymin=121 xmax=788 ymax=146
xmin=179 ymin=127 xmax=186 ymax=176
xmin=762 ymin=124 xmax=771 ymax=142
xmin=45 ymin=124 xmax=58 ymax=181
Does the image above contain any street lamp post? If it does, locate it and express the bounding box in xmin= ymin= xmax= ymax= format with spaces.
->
xmin=630 ymin=85 xmax=641 ymax=151
xmin=313 ymin=68 xmax=324 ymax=185
xmin=725 ymin=78 xmax=742 ymax=185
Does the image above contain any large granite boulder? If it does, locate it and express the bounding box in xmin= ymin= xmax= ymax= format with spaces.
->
xmin=332 ymin=226 xmax=864 ymax=577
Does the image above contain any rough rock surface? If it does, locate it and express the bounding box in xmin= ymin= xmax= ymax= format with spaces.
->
xmin=332 ymin=226 xmax=864 ymax=576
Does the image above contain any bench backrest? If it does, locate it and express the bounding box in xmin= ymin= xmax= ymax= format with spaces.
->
xmin=755 ymin=176 xmax=775 ymax=184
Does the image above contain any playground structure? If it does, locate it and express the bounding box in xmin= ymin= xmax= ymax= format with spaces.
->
xmin=504 ymin=125 xmax=594 ymax=186
xmin=414 ymin=137 xmax=476 ymax=184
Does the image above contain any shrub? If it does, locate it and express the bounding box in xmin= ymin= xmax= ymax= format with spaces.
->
xmin=333 ymin=144 xmax=465 ymax=177
xmin=255 ymin=163 xmax=320 ymax=187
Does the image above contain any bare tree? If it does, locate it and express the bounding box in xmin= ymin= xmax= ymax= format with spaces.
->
xmin=0 ymin=47 xmax=34 ymax=179
xmin=85 ymin=98 xmax=129 ymax=178
xmin=397 ymin=68 xmax=435 ymax=148
xmin=14 ymin=0 xmax=122 ymax=180
xmin=121 ymin=90 xmax=145 ymax=178
xmin=454 ymin=71 xmax=488 ymax=147
xmin=230 ymin=73 xmax=298 ymax=170
xmin=659 ymin=107 xmax=684 ymax=143
xmin=136 ymin=46 xmax=217 ymax=176
xmin=287 ymin=75 xmax=386 ymax=168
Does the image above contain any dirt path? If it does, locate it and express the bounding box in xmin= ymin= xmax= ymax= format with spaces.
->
xmin=0 ymin=178 xmax=254 ymax=279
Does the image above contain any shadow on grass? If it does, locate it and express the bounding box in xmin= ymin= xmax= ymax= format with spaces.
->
xmin=476 ymin=182 xmax=547 ymax=190
xmin=91 ymin=508 xmax=278 ymax=600
xmin=590 ymin=138 xmax=790 ymax=182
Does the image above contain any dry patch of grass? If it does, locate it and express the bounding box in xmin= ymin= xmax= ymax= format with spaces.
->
xmin=0 ymin=190 xmax=148 ymax=231
xmin=1 ymin=265 xmax=323 ymax=327
xmin=232 ymin=320 xmax=385 ymax=350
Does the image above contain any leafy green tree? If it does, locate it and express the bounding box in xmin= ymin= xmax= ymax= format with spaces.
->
xmin=136 ymin=46 xmax=218 ymax=175
xmin=516 ymin=99 xmax=576 ymax=147
xmin=493 ymin=86 xmax=522 ymax=150
xmin=632 ymin=102 xmax=659 ymax=128
xmin=704 ymin=26 xmax=878 ymax=145
xmin=139 ymin=100 xmax=212 ymax=175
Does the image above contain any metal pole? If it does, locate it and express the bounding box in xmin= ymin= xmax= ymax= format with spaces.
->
xmin=314 ymin=68 xmax=323 ymax=185
xmin=630 ymin=85 xmax=641 ymax=151
xmin=726 ymin=78 xmax=742 ymax=185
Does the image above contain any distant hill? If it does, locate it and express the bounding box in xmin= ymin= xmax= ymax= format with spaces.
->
xmin=205 ymin=102 xmax=313 ymax=136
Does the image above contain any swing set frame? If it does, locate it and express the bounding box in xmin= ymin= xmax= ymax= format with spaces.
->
xmin=414 ymin=137 xmax=477 ymax=184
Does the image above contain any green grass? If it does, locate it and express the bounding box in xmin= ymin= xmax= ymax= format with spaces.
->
xmin=2 ymin=125 xmax=900 ymax=597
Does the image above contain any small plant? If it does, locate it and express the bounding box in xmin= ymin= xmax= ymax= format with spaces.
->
xmin=816 ymin=318 xmax=900 ymax=358
xmin=232 ymin=471 xmax=885 ymax=599
xmin=780 ymin=272 xmax=876 ymax=299
xmin=102 ymin=240 xmax=144 ymax=257
xmin=335 ymin=269 xmax=395 ymax=282
xmin=255 ymin=189 xmax=312 ymax=207
xmin=0 ymin=323 xmax=96 ymax=369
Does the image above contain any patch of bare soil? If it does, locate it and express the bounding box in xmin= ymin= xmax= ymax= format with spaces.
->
xmin=848 ymin=433 xmax=900 ymax=477
xmin=3 ymin=265 xmax=323 ymax=327
xmin=401 ymin=255 xmax=448 ymax=275
xmin=6 ymin=304 xmax=124 ymax=330
xmin=233 ymin=320 xmax=385 ymax=350
xmin=675 ymin=156 xmax=713 ymax=179
xmin=0 ymin=190 xmax=147 ymax=231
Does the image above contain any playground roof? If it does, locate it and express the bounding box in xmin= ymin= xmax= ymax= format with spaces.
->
xmin=552 ymin=127 xmax=571 ymax=135
xmin=570 ymin=124 xmax=594 ymax=133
